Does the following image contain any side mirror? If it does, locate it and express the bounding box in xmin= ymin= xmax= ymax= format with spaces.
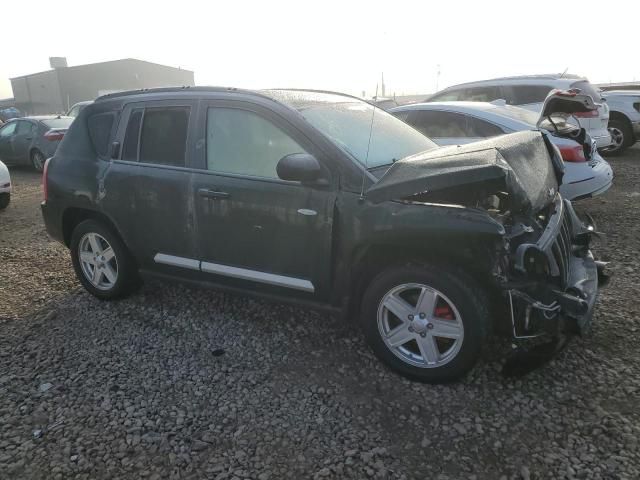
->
xmin=276 ymin=153 xmax=322 ymax=183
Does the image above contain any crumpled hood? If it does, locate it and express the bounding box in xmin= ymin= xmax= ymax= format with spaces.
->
xmin=366 ymin=130 xmax=561 ymax=214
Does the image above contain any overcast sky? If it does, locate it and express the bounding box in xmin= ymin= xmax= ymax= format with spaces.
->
xmin=1 ymin=0 xmax=638 ymax=100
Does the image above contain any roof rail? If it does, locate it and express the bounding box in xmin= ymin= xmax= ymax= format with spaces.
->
xmin=95 ymin=85 xmax=254 ymax=102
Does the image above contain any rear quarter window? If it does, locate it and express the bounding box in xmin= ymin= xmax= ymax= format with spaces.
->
xmin=88 ymin=113 xmax=116 ymax=158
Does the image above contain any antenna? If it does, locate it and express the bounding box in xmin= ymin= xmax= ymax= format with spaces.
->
xmin=360 ymin=84 xmax=378 ymax=200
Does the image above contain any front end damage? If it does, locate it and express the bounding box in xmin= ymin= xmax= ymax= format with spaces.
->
xmin=499 ymin=193 xmax=606 ymax=333
xmin=366 ymin=130 xmax=609 ymax=375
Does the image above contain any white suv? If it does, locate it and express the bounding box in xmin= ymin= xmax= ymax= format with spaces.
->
xmin=427 ymin=75 xmax=612 ymax=149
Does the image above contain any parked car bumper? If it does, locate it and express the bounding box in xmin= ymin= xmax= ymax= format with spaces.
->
xmin=41 ymin=201 xmax=65 ymax=244
xmin=591 ymin=129 xmax=612 ymax=149
xmin=560 ymin=155 xmax=613 ymax=201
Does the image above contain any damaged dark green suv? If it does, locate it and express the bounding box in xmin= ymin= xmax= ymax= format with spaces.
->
xmin=41 ymin=87 xmax=605 ymax=382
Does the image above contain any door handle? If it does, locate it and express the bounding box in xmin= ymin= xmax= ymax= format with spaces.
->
xmin=198 ymin=188 xmax=230 ymax=200
xmin=25 ymin=137 xmax=33 ymax=140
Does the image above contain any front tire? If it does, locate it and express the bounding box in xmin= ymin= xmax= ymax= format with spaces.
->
xmin=0 ymin=193 xmax=9 ymax=210
xmin=361 ymin=264 xmax=489 ymax=383
xmin=70 ymin=219 xmax=140 ymax=300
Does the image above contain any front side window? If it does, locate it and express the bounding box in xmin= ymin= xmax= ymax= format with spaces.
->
xmin=206 ymin=107 xmax=305 ymax=178
xmin=0 ymin=122 xmax=17 ymax=137
xmin=121 ymin=106 xmax=190 ymax=166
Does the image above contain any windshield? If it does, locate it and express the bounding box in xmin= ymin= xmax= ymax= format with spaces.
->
xmin=266 ymin=91 xmax=437 ymax=168
xmin=42 ymin=117 xmax=73 ymax=129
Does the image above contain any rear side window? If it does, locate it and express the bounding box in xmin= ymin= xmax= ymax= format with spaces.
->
xmin=121 ymin=106 xmax=190 ymax=166
xmin=16 ymin=121 xmax=34 ymax=135
xmin=429 ymin=89 xmax=466 ymax=102
xmin=122 ymin=109 xmax=143 ymax=161
xmin=140 ymin=107 xmax=189 ymax=166
xmin=463 ymin=86 xmax=502 ymax=102
xmin=406 ymin=110 xmax=468 ymax=138
xmin=88 ymin=113 xmax=115 ymax=158
xmin=467 ymin=116 xmax=504 ymax=137
xmin=509 ymin=85 xmax=553 ymax=105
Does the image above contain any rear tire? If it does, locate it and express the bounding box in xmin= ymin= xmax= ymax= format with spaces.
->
xmin=606 ymin=118 xmax=633 ymax=156
xmin=361 ymin=263 xmax=489 ymax=383
xmin=0 ymin=193 xmax=9 ymax=210
xmin=31 ymin=150 xmax=46 ymax=172
xmin=70 ymin=219 xmax=140 ymax=300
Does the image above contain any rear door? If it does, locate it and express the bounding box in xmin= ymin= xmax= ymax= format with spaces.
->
xmin=12 ymin=120 xmax=35 ymax=163
xmin=104 ymin=99 xmax=199 ymax=274
xmin=191 ymin=99 xmax=336 ymax=300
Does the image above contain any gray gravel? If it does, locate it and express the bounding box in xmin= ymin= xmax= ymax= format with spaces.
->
xmin=1 ymin=147 xmax=640 ymax=479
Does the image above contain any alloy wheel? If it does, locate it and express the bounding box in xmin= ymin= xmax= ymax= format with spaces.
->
xmin=78 ymin=232 xmax=118 ymax=290
xmin=377 ymin=283 xmax=464 ymax=368
xmin=31 ymin=151 xmax=45 ymax=171
xmin=608 ymin=126 xmax=625 ymax=152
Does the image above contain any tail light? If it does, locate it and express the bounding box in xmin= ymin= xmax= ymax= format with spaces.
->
xmin=42 ymin=158 xmax=51 ymax=201
xmin=44 ymin=130 xmax=65 ymax=141
xmin=573 ymin=109 xmax=598 ymax=118
xmin=558 ymin=145 xmax=587 ymax=162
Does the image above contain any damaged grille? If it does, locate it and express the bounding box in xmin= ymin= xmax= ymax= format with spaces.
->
xmin=514 ymin=194 xmax=573 ymax=289
xmin=550 ymin=208 xmax=572 ymax=288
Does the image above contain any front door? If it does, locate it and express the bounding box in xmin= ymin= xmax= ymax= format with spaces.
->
xmin=0 ymin=122 xmax=17 ymax=162
xmin=192 ymin=101 xmax=335 ymax=300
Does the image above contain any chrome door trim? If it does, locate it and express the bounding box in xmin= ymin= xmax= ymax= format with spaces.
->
xmin=201 ymin=261 xmax=315 ymax=293
xmin=153 ymin=253 xmax=315 ymax=293
xmin=154 ymin=253 xmax=200 ymax=271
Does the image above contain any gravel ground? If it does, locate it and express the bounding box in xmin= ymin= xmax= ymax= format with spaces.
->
xmin=1 ymin=147 xmax=639 ymax=480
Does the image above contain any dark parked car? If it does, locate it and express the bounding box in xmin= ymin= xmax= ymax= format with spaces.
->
xmin=41 ymin=87 xmax=604 ymax=382
xmin=0 ymin=116 xmax=73 ymax=171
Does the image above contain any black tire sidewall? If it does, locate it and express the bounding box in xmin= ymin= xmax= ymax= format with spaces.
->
xmin=0 ymin=193 xmax=9 ymax=210
xmin=31 ymin=150 xmax=45 ymax=172
xmin=70 ymin=219 xmax=138 ymax=300
xmin=361 ymin=264 xmax=488 ymax=383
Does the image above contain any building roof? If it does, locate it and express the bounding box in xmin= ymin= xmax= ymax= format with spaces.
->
xmin=10 ymin=58 xmax=193 ymax=81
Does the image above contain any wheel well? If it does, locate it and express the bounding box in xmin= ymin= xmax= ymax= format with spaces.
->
xmin=62 ymin=208 xmax=122 ymax=247
xmin=347 ymin=242 xmax=496 ymax=320
xmin=609 ymin=111 xmax=632 ymax=128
